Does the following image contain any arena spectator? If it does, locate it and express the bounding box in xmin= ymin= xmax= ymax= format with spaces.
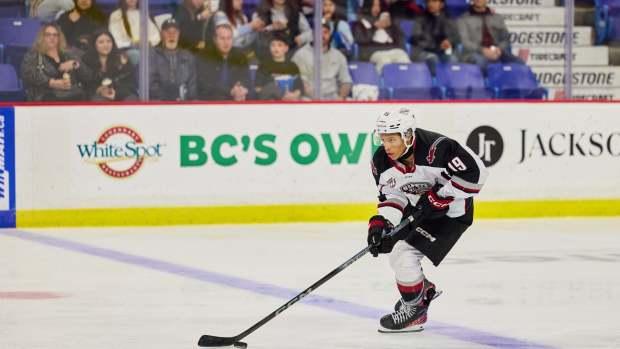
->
xmin=108 ymin=0 xmax=161 ymax=65
xmin=30 ymin=0 xmax=73 ymax=22
xmin=387 ymin=0 xmax=422 ymax=20
xmin=82 ymin=29 xmax=137 ymax=101
xmin=411 ymin=0 xmax=459 ymax=72
xmin=254 ymin=0 xmax=312 ymax=60
xmin=352 ymin=0 xmax=410 ymax=73
xmin=456 ymin=0 xmax=522 ymax=70
xmin=291 ymin=23 xmax=352 ymax=100
xmin=57 ymin=0 xmax=107 ymax=50
xmin=209 ymin=0 xmax=265 ymax=58
xmin=150 ymin=19 xmax=198 ymax=101
xmin=174 ymin=0 xmax=213 ymax=52
xmin=323 ymin=0 xmax=354 ymax=56
xmin=197 ymin=23 xmax=251 ymax=101
xmin=21 ymin=23 xmax=90 ymax=101
xmin=254 ymin=33 xmax=304 ymax=100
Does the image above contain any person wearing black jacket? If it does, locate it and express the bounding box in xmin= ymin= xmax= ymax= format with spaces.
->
xmin=254 ymin=32 xmax=303 ymax=100
xmin=81 ymin=29 xmax=137 ymax=101
xmin=411 ymin=0 xmax=459 ymax=72
xmin=150 ymin=19 xmax=198 ymax=101
xmin=174 ymin=0 xmax=213 ymax=52
xmin=56 ymin=0 xmax=106 ymax=50
xmin=197 ymin=23 xmax=251 ymax=101
xmin=351 ymin=0 xmax=410 ymax=73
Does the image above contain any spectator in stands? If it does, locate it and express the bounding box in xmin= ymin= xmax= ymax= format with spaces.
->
xmin=297 ymin=0 xmax=347 ymax=25
xmin=150 ymin=19 xmax=198 ymax=101
xmin=254 ymin=32 xmax=303 ymax=100
xmin=57 ymin=0 xmax=107 ymax=50
xmin=411 ymin=0 xmax=459 ymax=73
xmin=30 ymin=0 xmax=73 ymax=22
xmin=82 ymin=29 xmax=137 ymax=101
xmin=323 ymin=0 xmax=354 ymax=57
xmin=174 ymin=0 xmax=213 ymax=52
xmin=387 ymin=0 xmax=422 ymax=20
xmin=292 ymin=23 xmax=352 ymax=100
xmin=352 ymin=0 xmax=410 ymax=73
xmin=197 ymin=23 xmax=251 ymax=100
xmin=254 ymin=0 xmax=312 ymax=60
xmin=21 ymin=23 xmax=89 ymax=101
xmin=456 ymin=0 xmax=522 ymax=70
xmin=210 ymin=0 xmax=265 ymax=58
xmin=108 ymin=0 xmax=161 ymax=65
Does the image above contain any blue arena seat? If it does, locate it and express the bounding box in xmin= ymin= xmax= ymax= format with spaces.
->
xmin=595 ymin=0 xmax=620 ymax=43
xmin=445 ymin=0 xmax=469 ymax=18
xmin=0 ymin=63 xmax=24 ymax=101
xmin=381 ymin=63 xmax=439 ymax=100
xmin=348 ymin=61 xmax=379 ymax=86
xmin=348 ymin=61 xmax=388 ymax=99
xmin=487 ymin=63 xmax=547 ymax=99
xmin=399 ymin=19 xmax=415 ymax=43
xmin=607 ymin=12 xmax=620 ymax=43
xmin=435 ymin=63 xmax=493 ymax=99
xmin=398 ymin=19 xmax=414 ymax=56
xmin=0 ymin=18 xmax=41 ymax=70
xmin=0 ymin=0 xmax=24 ymax=18
xmin=243 ymin=0 xmax=259 ymax=19
xmin=0 ymin=18 xmax=42 ymax=46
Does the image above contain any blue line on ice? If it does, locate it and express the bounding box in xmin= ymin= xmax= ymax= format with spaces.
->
xmin=3 ymin=229 xmax=556 ymax=349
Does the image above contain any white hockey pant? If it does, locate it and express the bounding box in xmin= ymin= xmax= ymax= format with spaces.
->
xmin=389 ymin=240 xmax=425 ymax=287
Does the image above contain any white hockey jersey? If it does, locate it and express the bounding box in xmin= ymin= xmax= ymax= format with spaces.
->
xmin=372 ymin=128 xmax=489 ymax=226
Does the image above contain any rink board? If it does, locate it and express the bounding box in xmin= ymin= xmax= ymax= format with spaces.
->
xmin=4 ymin=102 xmax=620 ymax=227
xmin=533 ymin=66 xmax=620 ymax=88
xmin=488 ymin=0 xmax=556 ymax=7
xmin=546 ymin=87 xmax=620 ymax=100
xmin=499 ymin=8 xmax=565 ymax=26
xmin=508 ymin=26 xmax=593 ymax=46
xmin=512 ymin=46 xmax=609 ymax=66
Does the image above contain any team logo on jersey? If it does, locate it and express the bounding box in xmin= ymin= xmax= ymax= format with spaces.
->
xmin=400 ymin=182 xmax=431 ymax=195
xmin=426 ymin=137 xmax=447 ymax=164
xmin=387 ymin=177 xmax=397 ymax=188
xmin=77 ymin=126 xmax=164 ymax=178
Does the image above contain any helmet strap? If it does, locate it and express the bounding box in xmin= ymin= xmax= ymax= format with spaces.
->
xmin=397 ymin=133 xmax=415 ymax=162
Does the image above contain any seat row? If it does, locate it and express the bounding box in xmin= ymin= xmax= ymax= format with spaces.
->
xmin=348 ymin=62 xmax=547 ymax=100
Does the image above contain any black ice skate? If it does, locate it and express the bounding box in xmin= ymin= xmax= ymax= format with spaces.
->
xmin=379 ymin=284 xmax=438 ymax=333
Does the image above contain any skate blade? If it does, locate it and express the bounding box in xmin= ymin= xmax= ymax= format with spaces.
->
xmin=432 ymin=289 xmax=443 ymax=300
xmin=378 ymin=325 xmax=424 ymax=333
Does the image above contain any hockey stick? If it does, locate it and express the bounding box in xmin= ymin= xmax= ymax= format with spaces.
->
xmin=197 ymin=209 xmax=425 ymax=348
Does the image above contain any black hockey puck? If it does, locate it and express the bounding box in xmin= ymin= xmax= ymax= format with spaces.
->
xmin=233 ymin=341 xmax=247 ymax=348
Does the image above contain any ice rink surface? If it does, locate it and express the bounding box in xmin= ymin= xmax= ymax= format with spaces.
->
xmin=1 ymin=218 xmax=620 ymax=349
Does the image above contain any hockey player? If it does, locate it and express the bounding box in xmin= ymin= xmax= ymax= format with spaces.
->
xmin=367 ymin=107 xmax=488 ymax=333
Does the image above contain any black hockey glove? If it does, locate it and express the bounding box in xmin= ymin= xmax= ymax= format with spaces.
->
xmin=367 ymin=215 xmax=395 ymax=257
xmin=415 ymin=184 xmax=454 ymax=221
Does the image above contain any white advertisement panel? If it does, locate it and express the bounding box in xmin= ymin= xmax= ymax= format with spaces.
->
xmin=532 ymin=66 xmax=620 ymax=88
xmin=488 ymin=0 xmax=555 ymax=7
xmin=547 ymin=87 xmax=620 ymax=100
xmin=14 ymin=103 xmax=620 ymax=210
xmin=512 ymin=46 xmax=609 ymax=66
xmin=499 ymin=8 xmax=564 ymax=26
xmin=508 ymin=26 xmax=593 ymax=46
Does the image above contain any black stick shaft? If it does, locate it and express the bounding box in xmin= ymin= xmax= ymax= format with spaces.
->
xmin=226 ymin=211 xmax=423 ymax=342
